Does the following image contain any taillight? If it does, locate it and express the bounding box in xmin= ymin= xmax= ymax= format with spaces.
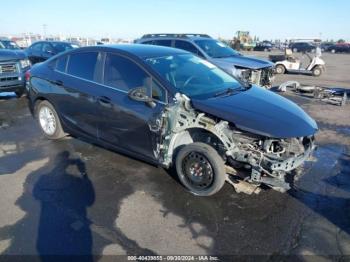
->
xmin=25 ymin=70 xmax=31 ymax=81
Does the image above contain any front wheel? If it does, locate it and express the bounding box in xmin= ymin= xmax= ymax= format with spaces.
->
xmin=35 ymin=100 xmax=66 ymax=139
xmin=312 ymin=66 xmax=322 ymax=77
xmin=175 ymin=142 xmax=226 ymax=196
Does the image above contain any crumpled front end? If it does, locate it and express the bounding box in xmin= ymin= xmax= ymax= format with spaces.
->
xmin=226 ymin=130 xmax=315 ymax=192
xmin=159 ymin=94 xmax=316 ymax=193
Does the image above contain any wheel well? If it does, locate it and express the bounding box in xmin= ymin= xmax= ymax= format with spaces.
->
xmin=32 ymin=97 xmax=47 ymax=115
xmin=187 ymin=128 xmax=225 ymax=149
xmin=169 ymin=128 xmax=227 ymax=165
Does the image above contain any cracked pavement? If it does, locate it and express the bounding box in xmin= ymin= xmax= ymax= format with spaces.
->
xmin=0 ymin=52 xmax=349 ymax=260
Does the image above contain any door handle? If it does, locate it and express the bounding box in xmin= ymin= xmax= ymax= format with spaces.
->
xmin=98 ymin=96 xmax=112 ymax=106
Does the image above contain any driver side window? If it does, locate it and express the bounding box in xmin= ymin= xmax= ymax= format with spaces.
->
xmin=104 ymin=53 xmax=167 ymax=102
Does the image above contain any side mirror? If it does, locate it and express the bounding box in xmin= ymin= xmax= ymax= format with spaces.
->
xmin=128 ymin=87 xmax=156 ymax=108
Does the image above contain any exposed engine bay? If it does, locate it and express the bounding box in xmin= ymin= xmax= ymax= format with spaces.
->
xmin=156 ymin=94 xmax=315 ymax=194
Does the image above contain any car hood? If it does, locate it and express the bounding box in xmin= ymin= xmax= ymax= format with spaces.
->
xmin=210 ymin=55 xmax=274 ymax=70
xmin=0 ymin=49 xmax=27 ymax=62
xmin=191 ymin=86 xmax=318 ymax=138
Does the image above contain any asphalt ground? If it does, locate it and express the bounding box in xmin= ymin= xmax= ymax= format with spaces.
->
xmin=0 ymin=51 xmax=349 ymax=261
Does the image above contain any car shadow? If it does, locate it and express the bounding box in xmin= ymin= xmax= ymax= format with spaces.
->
xmin=0 ymin=149 xmax=159 ymax=259
xmin=0 ymin=151 xmax=96 ymax=261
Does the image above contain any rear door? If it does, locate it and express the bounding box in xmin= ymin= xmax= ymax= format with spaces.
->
xmin=50 ymin=51 xmax=100 ymax=138
xmin=96 ymin=52 xmax=167 ymax=160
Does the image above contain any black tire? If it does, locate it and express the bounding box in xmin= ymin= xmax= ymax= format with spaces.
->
xmin=35 ymin=100 xmax=66 ymax=139
xmin=15 ymin=90 xmax=24 ymax=98
xmin=275 ymin=64 xmax=286 ymax=74
xmin=312 ymin=66 xmax=322 ymax=77
xmin=175 ymin=142 xmax=226 ymax=196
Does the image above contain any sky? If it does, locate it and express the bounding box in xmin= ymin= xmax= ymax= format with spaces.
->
xmin=0 ymin=0 xmax=349 ymax=41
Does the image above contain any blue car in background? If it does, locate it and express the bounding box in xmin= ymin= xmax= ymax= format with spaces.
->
xmin=0 ymin=38 xmax=30 ymax=97
xmin=27 ymin=44 xmax=317 ymax=196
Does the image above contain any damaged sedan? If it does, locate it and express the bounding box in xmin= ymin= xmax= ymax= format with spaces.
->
xmin=27 ymin=45 xmax=317 ymax=196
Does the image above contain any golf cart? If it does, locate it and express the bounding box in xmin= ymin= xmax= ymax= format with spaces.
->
xmin=270 ymin=48 xmax=325 ymax=77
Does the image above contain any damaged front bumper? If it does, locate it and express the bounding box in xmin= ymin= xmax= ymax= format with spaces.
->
xmin=246 ymin=137 xmax=316 ymax=192
xmin=270 ymin=140 xmax=315 ymax=172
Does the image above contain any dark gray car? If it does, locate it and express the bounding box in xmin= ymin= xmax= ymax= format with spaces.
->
xmin=0 ymin=39 xmax=30 ymax=97
xmin=136 ymin=34 xmax=275 ymax=88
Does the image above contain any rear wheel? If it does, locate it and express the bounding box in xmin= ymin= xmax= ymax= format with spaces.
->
xmin=35 ymin=100 xmax=66 ymax=139
xmin=275 ymin=64 xmax=286 ymax=74
xmin=312 ymin=66 xmax=322 ymax=77
xmin=175 ymin=142 xmax=226 ymax=196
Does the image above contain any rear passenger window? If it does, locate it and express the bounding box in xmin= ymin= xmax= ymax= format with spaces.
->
xmin=67 ymin=52 xmax=98 ymax=81
xmin=56 ymin=56 xmax=68 ymax=72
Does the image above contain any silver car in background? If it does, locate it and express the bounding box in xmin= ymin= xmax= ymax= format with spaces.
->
xmin=136 ymin=34 xmax=275 ymax=88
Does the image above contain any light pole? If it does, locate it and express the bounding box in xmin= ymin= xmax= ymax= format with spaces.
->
xmin=42 ymin=24 xmax=47 ymax=40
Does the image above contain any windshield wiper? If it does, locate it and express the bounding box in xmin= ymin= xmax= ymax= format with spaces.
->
xmin=214 ymin=87 xmax=240 ymax=97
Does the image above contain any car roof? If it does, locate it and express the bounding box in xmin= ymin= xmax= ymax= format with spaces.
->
xmin=140 ymin=36 xmax=212 ymax=42
xmin=32 ymin=41 xmax=74 ymax=45
xmin=138 ymin=33 xmax=213 ymax=42
xmin=76 ymin=44 xmax=189 ymax=59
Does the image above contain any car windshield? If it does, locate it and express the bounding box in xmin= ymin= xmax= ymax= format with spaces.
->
xmin=145 ymin=54 xmax=242 ymax=99
xmin=194 ymin=39 xmax=239 ymax=58
xmin=0 ymin=40 xmax=20 ymax=50
xmin=52 ymin=42 xmax=77 ymax=52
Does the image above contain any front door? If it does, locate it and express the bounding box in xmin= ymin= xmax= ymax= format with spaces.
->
xmin=96 ymin=53 xmax=167 ymax=161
